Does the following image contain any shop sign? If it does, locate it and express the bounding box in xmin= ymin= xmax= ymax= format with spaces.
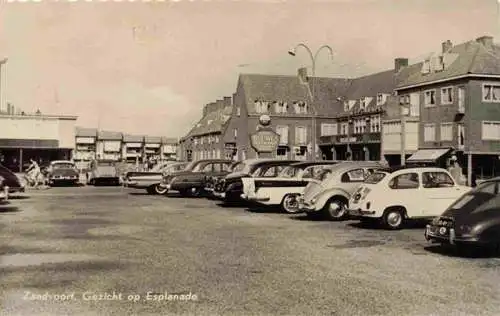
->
xmin=250 ymin=129 xmax=280 ymax=153
xmin=339 ymin=137 xmax=358 ymax=143
xmin=224 ymin=143 xmax=236 ymax=149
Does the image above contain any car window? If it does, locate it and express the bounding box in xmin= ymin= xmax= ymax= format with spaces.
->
xmin=201 ymin=163 xmax=213 ymax=173
xmin=222 ymin=163 xmax=233 ymax=172
xmin=474 ymin=181 xmax=499 ymax=195
xmin=52 ymin=163 xmax=75 ymax=169
xmin=422 ymin=172 xmax=455 ymax=188
xmin=389 ymin=173 xmax=419 ymax=189
xmin=365 ymin=172 xmax=387 ymax=184
xmin=261 ymin=166 xmax=281 ymax=177
xmin=232 ymin=162 xmax=245 ymax=172
xmin=302 ymin=167 xmax=314 ymax=179
xmin=316 ymin=169 xmax=332 ymax=181
xmin=280 ymin=166 xmax=298 ymax=178
xmin=341 ymin=168 xmax=365 ymax=183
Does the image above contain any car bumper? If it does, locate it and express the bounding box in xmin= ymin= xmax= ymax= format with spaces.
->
xmin=124 ymin=182 xmax=148 ymax=189
xmin=242 ymin=193 xmax=270 ymax=202
xmin=50 ymin=176 xmax=78 ymax=181
xmin=347 ymin=208 xmax=377 ymax=217
xmin=212 ymin=191 xmax=226 ymax=199
xmin=424 ymin=225 xmax=480 ymax=245
xmin=298 ymin=201 xmax=317 ymax=213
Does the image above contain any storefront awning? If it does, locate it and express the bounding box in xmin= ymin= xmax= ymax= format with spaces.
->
xmin=406 ymin=148 xmax=452 ymax=163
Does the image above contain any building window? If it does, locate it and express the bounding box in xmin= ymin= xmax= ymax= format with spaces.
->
xmin=343 ymin=101 xmax=349 ymax=112
xmin=482 ymin=121 xmax=500 ymax=140
xmin=440 ymin=123 xmax=453 ymax=141
xmin=212 ymin=150 xmax=216 ymax=159
xmin=254 ymin=100 xmax=269 ymax=113
xmin=424 ymin=124 xmax=436 ymax=142
xmin=321 ymin=123 xmax=338 ymax=136
xmin=482 ymin=83 xmax=500 ymax=102
xmin=295 ymin=126 xmax=307 ymax=144
xmin=458 ymin=124 xmax=465 ymax=148
xmin=216 ymin=149 xmax=221 ymax=159
xmin=424 ymin=90 xmax=436 ymax=106
xmin=277 ymin=146 xmax=288 ymax=158
xmin=441 ymin=87 xmax=453 ymax=105
xmin=236 ymin=107 xmax=241 ymax=116
xmin=359 ymin=98 xmax=366 ymax=110
xmin=276 ymin=125 xmax=289 ymax=144
xmin=369 ymin=115 xmax=381 ymax=133
xmin=458 ymin=87 xmax=465 ymax=112
xmin=293 ymin=101 xmax=308 ymax=114
xmin=376 ymin=93 xmax=386 ymax=106
xmin=215 ymin=135 xmax=219 ymax=143
xmin=275 ymin=101 xmax=288 ymax=114
xmin=194 ymin=138 xmax=198 ymax=145
xmin=340 ymin=123 xmax=348 ymax=135
xmin=233 ymin=128 xmax=237 ymax=138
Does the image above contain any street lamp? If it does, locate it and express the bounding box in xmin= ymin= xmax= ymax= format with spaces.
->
xmin=288 ymin=43 xmax=334 ymax=161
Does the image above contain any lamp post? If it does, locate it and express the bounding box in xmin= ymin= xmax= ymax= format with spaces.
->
xmin=364 ymin=116 xmax=371 ymax=161
xmin=288 ymin=44 xmax=334 ymax=161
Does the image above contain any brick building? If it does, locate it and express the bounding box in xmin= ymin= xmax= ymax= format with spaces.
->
xmin=394 ymin=35 xmax=500 ymax=182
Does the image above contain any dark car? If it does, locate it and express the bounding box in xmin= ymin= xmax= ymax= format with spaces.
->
xmin=212 ymin=158 xmax=298 ymax=203
xmin=46 ymin=160 xmax=80 ymax=186
xmin=425 ymin=178 xmax=500 ymax=253
xmin=160 ymin=159 xmax=234 ymax=197
xmin=204 ymin=161 xmax=244 ymax=195
xmin=124 ymin=162 xmax=188 ymax=195
xmin=0 ymin=163 xmax=24 ymax=200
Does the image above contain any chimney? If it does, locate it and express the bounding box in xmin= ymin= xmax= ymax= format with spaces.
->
xmin=476 ymin=35 xmax=494 ymax=48
xmin=297 ymin=67 xmax=308 ymax=84
xmin=223 ymin=96 xmax=232 ymax=107
xmin=442 ymin=40 xmax=453 ymax=53
xmin=394 ymin=58 xmax=408 ymax=73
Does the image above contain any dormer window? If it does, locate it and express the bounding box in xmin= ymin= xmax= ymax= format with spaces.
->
xmin=275 ymin=101 xmax=288 ymax=114
xmin=254 ymin=100 xmax=269 ymax=113
xmin=294 ymin=101 xmax=308 ymax=114
xmin=421 ymin=59 xmax=431 ymax=74
xmin=207 ymin=120 xmax=213 ymax=125
xmin=376 ymin=93 xmax=388 ymax=106
xmin=359 ymin=98 xmax=366 ymax=110
xmin=343 ymin=101 xmax=349 ymax=112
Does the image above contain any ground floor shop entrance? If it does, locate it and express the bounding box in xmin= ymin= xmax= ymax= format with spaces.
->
xmin=321 ymin=143 xmax=381 ymax=161
xmin=0 ymin=147 xmax=72 ymax=172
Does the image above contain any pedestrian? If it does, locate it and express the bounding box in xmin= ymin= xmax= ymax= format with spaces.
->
xmin=447 ymin=155 xmax=465 ymax=185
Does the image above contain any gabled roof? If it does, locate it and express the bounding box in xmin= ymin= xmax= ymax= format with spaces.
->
xmin=97 ymin=130 xmax=123 ymax=140
xmin=161 ymin=137 xmax=178 ymax=144
xmin=145 ymin=136 xmax=162 ymax=143
xmin=123 ymin=134 xmax=144 ymax=142
xmin=397 ymin=38 xmax=500 ymax=89
xmin=185 ymin=105 xmax=232 ymax=138
xmin=238 ymin=74 xmax=351 ymax=116
xmin=75 ymin=127 xmax=97 ymax=137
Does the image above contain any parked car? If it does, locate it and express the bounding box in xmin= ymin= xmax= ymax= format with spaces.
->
xmin=347 ymin=166 xmax=471 ymax=230
xmin=46 ymin=160 xmax=79 ymax=186
xmin=160 ymin=159 xmax=234 ymax=197
xmin=212 ymin=159 xmax=298 ymax=203
xmin=241 ymin=161 xmax=340 ymax=213
xmin=424 ymin=178 xmax=500 ymax=252
xmin=86 ymin=160 xmax=120 ymax=185
xmin=124 ymin=161 xmax=179 ymax=179
xmin=298 ymin=162 xmax=384 ymax=220
xmin=124 ymin=162 xmax=188 ymax=195
xmin=204 ymin=161 xmax=244 ymax=195
xmin=0 ymin=163 xmax=24 ymax=200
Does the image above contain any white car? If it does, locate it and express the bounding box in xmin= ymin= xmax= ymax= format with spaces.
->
xmin=347 ymin=167 xmax=471 ymax=230
xmin=241 ymin=161 xmax=339 ymax=213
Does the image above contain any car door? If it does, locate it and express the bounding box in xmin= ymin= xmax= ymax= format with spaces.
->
xmin=422 ymin=171 xmax=463 ymax=217
xmin=387 ymin=172 xmax=422 ymax=217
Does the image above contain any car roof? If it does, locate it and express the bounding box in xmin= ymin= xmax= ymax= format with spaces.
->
xmin=376 ymin=166 xmax=450 ymax=174
xmin=193 ymin=159 xmax=233 ymax=164
xmin=289 ymin=161 xmax=340 ymax=169
xmin=322 ymin=161 xmax=385 ymax=173
xmin=51 ymin=160 xmax=74 ymax=164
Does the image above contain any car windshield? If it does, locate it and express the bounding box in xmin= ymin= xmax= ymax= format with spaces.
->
xmin=279 ymin=166 xmax=300 ymax=178
xmin=364 ymin=172 xmax=386 ymax=184
xmin=97 ymin=161 xmax=114 ymax=166
xmin=52 ymin=163 xmax=75 ymax=169
xmin=231 ymin=162 xmax=245 ymax=172
xmin=183 ymin=161 xmax=198 ymax=171
xmin=315 ymin=168 xmax=333 ymax=182
xmin=191 ymin=162 xmax=209 ymax=172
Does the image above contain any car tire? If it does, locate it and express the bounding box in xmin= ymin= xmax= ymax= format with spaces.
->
xmin=382 ymin=207 xmax=405 ymax=230
xmin=190 ymin=187 xmax=202 ymax=198
xmin=146 ymin=186 xmax=155 ymax=195
xmin=154 ymin=184 xmax=168 ymax=195
xmin=322 ymin=197 xmax=348 ymax=221
xmin=281 ymin=194 xmax=301 ymax=214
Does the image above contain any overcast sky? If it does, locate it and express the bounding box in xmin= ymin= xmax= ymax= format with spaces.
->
xmin=0 ymin=0 xmax=498 ymax=138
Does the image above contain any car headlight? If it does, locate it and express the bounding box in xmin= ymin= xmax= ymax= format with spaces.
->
xmin=310 ymin=197 xmax=317 ymax=204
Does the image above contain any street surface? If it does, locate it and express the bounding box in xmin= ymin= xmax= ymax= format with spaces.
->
xmin=1 ymin=185 xmax=500 ymax=316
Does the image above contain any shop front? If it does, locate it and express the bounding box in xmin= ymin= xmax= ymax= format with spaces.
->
xmin=329 ymin=134 xmax=381 ymax=161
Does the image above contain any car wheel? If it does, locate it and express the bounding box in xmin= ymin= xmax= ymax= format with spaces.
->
xmin=322 ymin=197 xmax=348 ymax=221
xmin=382 ymin=207 xmax=405 ymax=230
xmin=281 ymin=194 xmax=301 ymax=214
xmin=154 ymin=184 xmax=168 ymax=195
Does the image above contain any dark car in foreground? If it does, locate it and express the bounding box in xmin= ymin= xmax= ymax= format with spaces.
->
xmin=46 ymin=160 xmax=80 ymax=186
xmin=425 ymin=178 xmax=500 ymax=253
xmin=0 ymin=164 xmax=24 ymax=200
xmin=212 ymin=158 xmax=298 ymax=204
xmin=160 ymin=159 xmax=234 ymax=197
xmin=204 ymin=161 xmax=244 ymax=196
xmin=124 ymin=162 xmax=188 ymax=195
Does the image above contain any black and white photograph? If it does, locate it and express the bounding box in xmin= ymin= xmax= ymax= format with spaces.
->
xmin=1 ymin=0 xmax=500 ymax=315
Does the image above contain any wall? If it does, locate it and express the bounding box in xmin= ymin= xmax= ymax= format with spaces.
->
xmin=58 ymin=119 xmax=76 ymax=149
xmin=381 ymin=119 xmax=419 ymax=154
xmin=466 ymin=79 xmax=500 ymax=153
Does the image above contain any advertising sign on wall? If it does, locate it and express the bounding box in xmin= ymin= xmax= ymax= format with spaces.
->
xmin=250 ymin=129 xmax=280 ymax=153
xmin=103 ymin=141 xmax=121 ymax=152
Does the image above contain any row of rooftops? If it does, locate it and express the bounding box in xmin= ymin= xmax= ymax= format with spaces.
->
xmin=75 ymin=127 xmax=178 ymax=144
xmin=181 ymin=35 xmax=500 ymax=141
